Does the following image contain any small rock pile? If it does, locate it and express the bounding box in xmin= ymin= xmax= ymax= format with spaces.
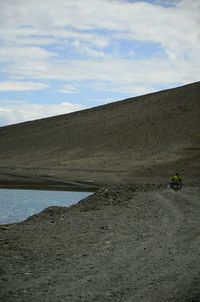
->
xmin=76 ymin=184 xmax=164 ymax=211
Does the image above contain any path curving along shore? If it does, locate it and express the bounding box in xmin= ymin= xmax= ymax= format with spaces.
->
xmin=1 ymin=184 xmax=200 ymax=302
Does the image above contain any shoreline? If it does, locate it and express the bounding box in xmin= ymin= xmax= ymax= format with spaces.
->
xmin=0 ymin=187 xmax=95 ymax=227
xmin=0 ymin=183 xmax=99 ymax=192
xmin=0 ymin=173 xmax=100 ymax=192
xmin=1 ymin=185 xmax=200 ymax=301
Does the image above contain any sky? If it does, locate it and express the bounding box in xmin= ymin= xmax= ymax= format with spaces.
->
xmin=0 ymin=0 xmax=199 ymax=126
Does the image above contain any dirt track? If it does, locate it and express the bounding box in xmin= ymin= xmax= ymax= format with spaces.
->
xmin=1 ymin=185 xmax=200 ymax=302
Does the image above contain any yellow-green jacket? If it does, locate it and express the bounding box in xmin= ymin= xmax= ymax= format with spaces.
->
xmin=172 ymin=175 xmax=182 ymax=183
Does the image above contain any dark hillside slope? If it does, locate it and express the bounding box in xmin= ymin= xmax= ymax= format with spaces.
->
xmin=0 ymin=82 xmax=200 ymax=185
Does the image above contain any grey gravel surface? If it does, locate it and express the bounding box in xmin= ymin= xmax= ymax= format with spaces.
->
xmin=1 ymin=185 xmax=200 ymax=302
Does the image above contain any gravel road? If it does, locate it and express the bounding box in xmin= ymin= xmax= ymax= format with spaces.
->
xmin=0 ymin=185 xmax=200 ymax=302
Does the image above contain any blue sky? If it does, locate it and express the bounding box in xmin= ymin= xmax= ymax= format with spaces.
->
xmin=0 ymin=0 xmax=199 ymax=126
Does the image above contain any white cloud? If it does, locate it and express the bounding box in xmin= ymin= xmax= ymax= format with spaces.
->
xmin=0 ymin=0 xmax=199 ymax=95
xmin=0 ymin=46 xmax=56 ymax=63
xmin=6 ymin=56 xmax=199 ymax=87
xmin=0 ymin=81 xmax=49 ymax=91
xmin=1 ymin=0 xmax=199 ymax=54
xmin=72 ymin=40 xmax=108 ymax=58
xmin=88 ymin=80 xmax=159 ymax=96
xmin=59 ymin=84 xmax=80 ymax=94
xmin=0 ymin=100 xmax=86 ymax=126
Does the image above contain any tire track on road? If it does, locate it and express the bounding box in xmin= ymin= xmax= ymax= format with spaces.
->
xmin=105 ymin=188 xmax=200 ymax=301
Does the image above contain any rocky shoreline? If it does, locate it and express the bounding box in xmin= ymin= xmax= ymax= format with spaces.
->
xmin=1 ymin=184 xmax=200 ymax=302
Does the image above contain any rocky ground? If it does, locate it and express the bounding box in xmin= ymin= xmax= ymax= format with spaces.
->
xmin=1 ymin=184 xmax=200 ymax=302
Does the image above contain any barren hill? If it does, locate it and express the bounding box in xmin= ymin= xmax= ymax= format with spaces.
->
xmin=0 ymin=81 xmax=200 ymax=187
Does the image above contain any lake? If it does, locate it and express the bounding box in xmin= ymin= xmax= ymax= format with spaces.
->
xmin=0 ymin=189 xmax=92 ymax=224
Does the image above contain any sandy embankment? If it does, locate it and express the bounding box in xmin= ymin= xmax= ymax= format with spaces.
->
xmin=1 ymin=184 xmax=200 ymax=302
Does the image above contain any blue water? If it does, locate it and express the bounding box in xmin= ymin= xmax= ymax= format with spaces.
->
xmin=0 ymin=189 xmax=92 ymax=224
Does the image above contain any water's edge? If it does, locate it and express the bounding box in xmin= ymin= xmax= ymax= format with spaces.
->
xmin=0 ymin=189 xmax=94 ymax=225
